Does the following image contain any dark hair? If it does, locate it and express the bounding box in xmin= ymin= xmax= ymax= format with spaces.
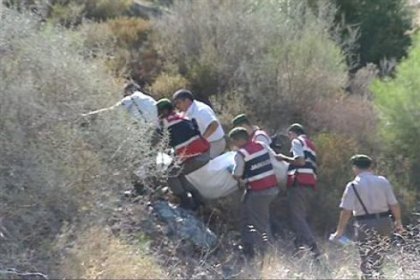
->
xmin=288 ymin=123 xmax=305 ymax=135
xmin=229 ymin=127 xmax=250 ymax=141
xmin=172 ymin=89 xmax=194 ymax=102
xmin=123 ymin=81 xmax=141 ymax=95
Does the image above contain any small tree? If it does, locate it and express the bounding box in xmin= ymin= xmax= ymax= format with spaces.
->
xmin=334 ymin=0 xmax=413 ymax=69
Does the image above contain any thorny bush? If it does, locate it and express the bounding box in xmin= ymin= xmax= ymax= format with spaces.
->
xmin=0 ymin=8 xmax=165 ymax=275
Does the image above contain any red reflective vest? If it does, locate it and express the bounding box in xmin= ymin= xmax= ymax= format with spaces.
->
xmin=287 ymin=135 xmax=317 ymax=188
xmin=162 ymin=112 xmax=209 ymax=161
xmin=251 ymin=129 xmax=272 ymax=145
xmin=238 ymin=141 xmax=278 ymax=191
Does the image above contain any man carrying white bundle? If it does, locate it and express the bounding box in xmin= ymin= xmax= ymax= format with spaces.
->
xmin=172 ymin=89 xmax=226 ymax=159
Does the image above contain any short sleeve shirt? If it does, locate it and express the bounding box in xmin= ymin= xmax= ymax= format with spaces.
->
xmin=253 ymin=129 xmax=272 ymax=145
xmin=185 ymin=100 xmax=225 ymax=142
xmin=290 ymin=138 xmax=305 ymax=158
xmin=120 ymin=91 xmax=158 ymax=126
xmin=339 ymin=172 xmax=398 ymax=216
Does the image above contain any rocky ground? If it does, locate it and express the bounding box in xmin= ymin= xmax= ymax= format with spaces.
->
xmin=107 ymin=183 xmax=328 ymax=279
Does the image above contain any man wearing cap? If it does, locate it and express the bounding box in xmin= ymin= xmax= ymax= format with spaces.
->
xmin=331 ymin=154 xmax=403 ymax=279
xmin=231 ymin=114 xmax=272 ymax=146
xmin=172 ymin=89 xmax=226 ymax=159
xmin=155 ymin=98 xmax=211 ymax=210
xmin=277 ymin=123 xmax=320 ymax=256
xmin=229 ymin=127 xmax=279 ymax=259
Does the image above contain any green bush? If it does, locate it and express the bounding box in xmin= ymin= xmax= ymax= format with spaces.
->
xmin=372 ymin=33 xmax=420 ymax=192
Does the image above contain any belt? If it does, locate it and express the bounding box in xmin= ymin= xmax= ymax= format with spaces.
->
xmin=355 ymin=211 xmax=390 ymax=221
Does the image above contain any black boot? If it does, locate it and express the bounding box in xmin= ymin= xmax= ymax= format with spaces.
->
xmin=179 ymin=193 xmax=199 ymax=211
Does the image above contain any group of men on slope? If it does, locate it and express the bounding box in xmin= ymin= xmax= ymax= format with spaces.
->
xmin=109 ymin=81 xmax=402 ymax=279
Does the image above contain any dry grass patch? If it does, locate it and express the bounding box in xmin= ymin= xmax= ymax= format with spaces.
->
xmin=60 ymin=226 xmax=166 ymax=279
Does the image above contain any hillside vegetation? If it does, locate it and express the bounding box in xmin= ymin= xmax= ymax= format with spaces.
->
xmin=1 ymin=0 xmax=420 ymax=278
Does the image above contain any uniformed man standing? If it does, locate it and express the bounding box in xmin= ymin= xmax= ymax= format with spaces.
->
xmin=231 ymin=114 xmax=272 ymax=146
xmin=277 ymin=123 xmax=320 ymax=256
xmin=229 ymin=127 xmax=279 ymax=259
xmin=331 ymin=154 xmax=403 ymax=279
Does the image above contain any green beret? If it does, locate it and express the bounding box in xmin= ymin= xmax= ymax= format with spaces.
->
xmin=232 ymin=114 xmax=250 ymax=127
xmin=156 ymin=98 xmax=173 ymax=112
xmin=287 ymin=123 xmax=305 ymax=135
xmin=350 ymin=154 xmax=373 ymax=169
xmin=228 ymin=127 xmax=249 ymax=140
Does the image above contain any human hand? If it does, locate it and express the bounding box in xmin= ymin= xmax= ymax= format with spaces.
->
xmin=330 ymin=229 xmax=344 ymax=240
xmin=394 ymin=221 xmax=404 ymax=233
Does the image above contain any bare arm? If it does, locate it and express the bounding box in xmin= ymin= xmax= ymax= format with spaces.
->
xmin=81 ymin=101 xmax=121 ymax=116
xmin=276 ymin=138 xmax=305 ymax=165
xmin=202 ymin=121 xmax=219 ymax=139
xmin=276 ymin=154 xmax=305 ymax=166
xmin=232 ymin=153 xmax=245 ymax=181
xmin=390 ymin=203 xmax=403 ymax=231
xmin=333 ymin=209 xmax=353 ymax=237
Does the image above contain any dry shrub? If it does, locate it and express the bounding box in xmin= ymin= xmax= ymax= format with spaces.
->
xmin=49 ymin=1 xmax=85 ymax=27
xmin=154 ymin=0 xmax=349 ymax=130
xmin=58 ymin=226 xmax=166 ymax=279
xmin=83 ymin=0 xmax=133 ymax=21
xmin=311 ymin=133 xmax=360 ymax=232
xmin=0 ymin=8 xmax=163 ymax=274
xmin=78 ymin=21 xmax=116 ymax=57
xmin=348 ymin=63 xmax=379 ymax=97
xmin=105 ymin=17 xmax=157 ymax=83
xmin=260 ymin=246 xmax=360 ymax=279
xmin=150 ymin=72 xmax=190 ymax=99
xmin=77 ymin=16 xmax=159 ymax=83
xmin=260 ymin=232 xmax=420 ymax=279
xmin=210 ymin=91 xmax=251 ymax=130
xmin=309 ymin=94 xmax=378 ymax=146
xmin=107 ymin=16 xmax=151 ymax=47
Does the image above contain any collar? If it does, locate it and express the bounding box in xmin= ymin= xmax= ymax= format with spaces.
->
xmin=357 ymin=171 xmax=373 ymax=177
xmin=185 ymin=100 xmax=197 ymax=117
xmin=132 ymin=90 xmax=145 ymax=97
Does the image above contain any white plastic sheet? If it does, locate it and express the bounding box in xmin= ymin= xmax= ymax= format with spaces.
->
xmin=186 ymin=152 xmax=239 ymax=199
xmin=155 ymin=151 xmax=289 ymax=200
xmin=270 ymin=154 xmax=289 ymax=188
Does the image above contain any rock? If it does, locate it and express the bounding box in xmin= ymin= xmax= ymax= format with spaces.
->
xmin=152 ymin=200 xmax=218 ymax=250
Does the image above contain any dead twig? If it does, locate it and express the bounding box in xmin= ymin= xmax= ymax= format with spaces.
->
xmin=0 ymin=268 xmax=48 ymax=279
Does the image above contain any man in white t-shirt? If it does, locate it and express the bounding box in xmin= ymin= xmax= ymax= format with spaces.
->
xmin=172 ymin=89 xmax=226 ymax=158
xmin=81 ymin=82 xmax=158 ymax=127
xmin=119 ymin=82 xmax=158 ymax=126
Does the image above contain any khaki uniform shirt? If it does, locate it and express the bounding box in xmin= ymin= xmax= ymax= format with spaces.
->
xmin=340 ymin=172 xmax=398 ymax=216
